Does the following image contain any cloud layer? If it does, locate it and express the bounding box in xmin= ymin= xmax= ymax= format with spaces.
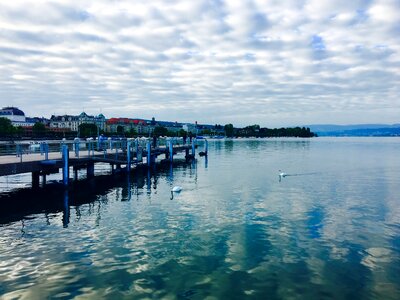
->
xmin=0 ymin=0 xmax=399 ymax=126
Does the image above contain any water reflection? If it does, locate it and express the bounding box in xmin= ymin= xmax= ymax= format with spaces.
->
xmin=0 ymin=138 xmax=399 ymax=299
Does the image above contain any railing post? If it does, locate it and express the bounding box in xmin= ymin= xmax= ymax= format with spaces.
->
xmin=44 ymin=142 xmax=49 ymax=160
xmin=74 ymin=138 xmax=80 ymax=158
xmin=62 ymin=144 xmax=69 ymax=186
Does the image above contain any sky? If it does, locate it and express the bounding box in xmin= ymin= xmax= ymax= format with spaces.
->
xmin=0 ymin=0 xmax=399 ymax=127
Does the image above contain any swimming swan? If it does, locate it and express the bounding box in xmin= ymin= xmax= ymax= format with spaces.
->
xmin=172 ymin=186 xmax=183 ymax=192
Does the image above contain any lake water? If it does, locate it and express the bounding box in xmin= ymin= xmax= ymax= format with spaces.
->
xmin=0 ymin=137 xmax=399 ymax=299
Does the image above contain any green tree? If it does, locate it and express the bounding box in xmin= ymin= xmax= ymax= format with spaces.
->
xmin=224 ymin=124 xmax=234 ymax=137
xmin=116 ymin=125 xmax=125 ymax=135
xmin=127 ymin=127 xmax=137 ymax=137
xmin=0 ymin=117 xmax=15 ymax=136
xmin=153 ymin=126 xmax=169 ymax=137
xmin=32 ymin=122 xmax=46 ymax=137
xmin=79 ymin=123 xmax=98 ymax=137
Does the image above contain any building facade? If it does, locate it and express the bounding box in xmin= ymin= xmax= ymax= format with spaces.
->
xmin=0 ymin=107 xmax=35 ymax=127
xmin=106 ymin=118 xmax=149 ymax=134
xmin=50 ymin=112 xmax=106 ymax=132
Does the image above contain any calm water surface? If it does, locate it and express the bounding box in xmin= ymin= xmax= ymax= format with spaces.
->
xmin=0 ymin=137 xmax=400 ymax=299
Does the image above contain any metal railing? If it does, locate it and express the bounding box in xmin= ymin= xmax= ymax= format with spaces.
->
xmin=0 ymin=137 xmax=198 ymax=164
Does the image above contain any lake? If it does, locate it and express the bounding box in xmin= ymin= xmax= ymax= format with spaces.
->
xmin=1 ymin=137 xmax=400 ymax=299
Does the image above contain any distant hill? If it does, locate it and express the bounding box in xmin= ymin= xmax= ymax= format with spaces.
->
xmin=306 ymin=124 xmax=400 ymax=137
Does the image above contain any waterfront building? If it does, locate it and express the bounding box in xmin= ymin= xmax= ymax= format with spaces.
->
xmin=0 ymin=107 xmax=35 ymax=127
xmin=50 ymin=112 xmax=106 ymax=132
xmin=106 ymin=118 xmax=149 ymax=134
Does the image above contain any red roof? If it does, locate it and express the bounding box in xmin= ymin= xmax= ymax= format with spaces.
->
xmin=106 ymin=118 xmax=147 ymax=125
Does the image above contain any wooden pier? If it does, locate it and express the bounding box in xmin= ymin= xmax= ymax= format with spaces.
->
xmin=0 ymin=138 xmax=208 ymax=189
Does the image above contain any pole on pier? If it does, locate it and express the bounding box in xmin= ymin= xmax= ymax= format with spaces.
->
xmin=191 ymin=139 xmax=196 ymax=157
xmin=147 ymin=140 xmax=151 ymax=167
xmin=127 ymin=140 xmax=131 ymax=172
xmin=135 ymin=138 xmax=139 ymax=158
xmin=204 ymin=139 xmax=208 ymax=156
xmin=169 ymin=140 xmax=174 ymax=162
xmin=62 ymin=144 xmax=69 ymax=186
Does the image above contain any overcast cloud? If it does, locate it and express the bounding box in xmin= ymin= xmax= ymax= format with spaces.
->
xmin=0 ymin=0 xmax=399 ymax=126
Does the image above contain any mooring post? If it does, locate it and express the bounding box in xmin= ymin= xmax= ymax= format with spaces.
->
xmin=147 ymin=140 xmax=151 ymax=167
xmin=127 ymin=139 xmax=131 ymax=172
xmin=62 ymin=144 xmax=69 ymax=186
xmin=192 ymin=139 xmax=196 ymax=157
xmin=169 ymin=140 xmax=174 ymax=162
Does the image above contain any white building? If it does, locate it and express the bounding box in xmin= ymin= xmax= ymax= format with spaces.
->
xmin=0 ymin=107 xmax=35 ymax=127
xmin=49 ymin=112 xmax=106 ymax=132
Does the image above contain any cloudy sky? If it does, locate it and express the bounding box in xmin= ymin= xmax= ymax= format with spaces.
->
xmin=0 ymin=0 xmax=399 ymax=127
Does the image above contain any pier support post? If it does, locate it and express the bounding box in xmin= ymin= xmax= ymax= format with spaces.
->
xmin=32 ymin=171 xmax=40 ymax=189
xmin=62 ymin=144 xmax=69 ymax=186
xmin=42 ymin=174 xmax=46 ymax=186
xmin=74 ymin=168 xmax=78 ymax=181
xmin=87 ymin=162 xmax=95 ymax=178
xmin=147 ymin=140 xmax=151 ymax=167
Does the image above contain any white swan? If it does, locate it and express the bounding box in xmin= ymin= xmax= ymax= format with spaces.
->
xmin=172 ymin=186 xmax=182 ymax=192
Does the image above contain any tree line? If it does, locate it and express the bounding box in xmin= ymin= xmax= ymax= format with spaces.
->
xmin=223 ymin=124 xmax=316 ymax=138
